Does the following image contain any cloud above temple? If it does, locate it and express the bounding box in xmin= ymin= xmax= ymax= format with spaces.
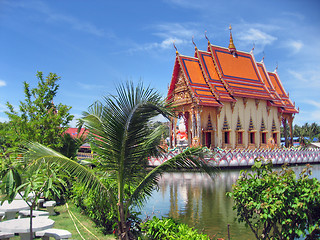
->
xmin=236 ymin=28 xmax=277 ymax=54
xmin=287 ymin=40 xmax=303 ymax=54
xmin=128 ymin=22 xmax=198 ymax=52
xmin=0 ymin=80 xmax=6 ymax=87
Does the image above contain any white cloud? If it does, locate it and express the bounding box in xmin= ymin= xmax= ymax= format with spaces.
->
xmin=281 ymin=11 xmax=305 ymax=21
xmin=129 ymin=23 xmax=198 ymax=53
xmin=294 ymin=100 xmax=320 ymax=125
xmin=287 ymin=70 xmax=306 ymax=82
xmin=237 ymin=28 xmax=277 ymax=53
xmin=288 ymin=69 xmax=320 ymax=87
xmin=0 ymin=80 xmax=6 ymax=87
xmin=303 ymin=100 xmax=320 ymax=109
xmin=46 ymin=13 xmax=106 ymax=37
xmin=153 ymin=23 xmax=197 ymax=39
xmin=287 ymin=40 xmax=303 ymax=54
xmin=5 ymin=0 xmax=108 ymax=37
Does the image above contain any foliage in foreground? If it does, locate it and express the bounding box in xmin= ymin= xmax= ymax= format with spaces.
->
xmin=139 ymin=216 xmax=211 ymax=240
xmin=227 ymin=159 xmax=320 ymax=240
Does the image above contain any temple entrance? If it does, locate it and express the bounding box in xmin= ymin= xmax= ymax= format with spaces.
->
xmin=204 ymin=131 xmax=213 ymax=148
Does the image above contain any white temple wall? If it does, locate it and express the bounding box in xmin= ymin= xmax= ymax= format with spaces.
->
xmin=214 ymin=97 xmax=281 ymax=149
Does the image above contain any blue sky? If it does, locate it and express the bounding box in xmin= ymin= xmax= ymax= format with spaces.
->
xmin=0 ymin=0 xmax=319 ymax=127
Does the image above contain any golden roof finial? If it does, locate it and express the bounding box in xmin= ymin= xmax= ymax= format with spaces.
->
xmin=192 ymin=36 xmax=197 ymax=50
xmin=205 ymin=30 xmax=210 ymax=45
xmin=262 ymin=51 xmax=265 ymax=62
xmin=173 ymin=41 xmax=178 ymax=55
xmin=250 ymin=42 xmax=255 ymax=54
xmin=228 ymin=24 xmax=237 ymax=56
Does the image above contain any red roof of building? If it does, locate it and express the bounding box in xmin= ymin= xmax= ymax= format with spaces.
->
xmin=65 ymin=128 xmax=88 ymax=138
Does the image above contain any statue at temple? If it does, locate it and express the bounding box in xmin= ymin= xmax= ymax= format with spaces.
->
xmin=176 ymin=117 xmax=188 ymax=148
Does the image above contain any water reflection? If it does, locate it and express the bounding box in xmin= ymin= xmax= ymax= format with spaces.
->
xmin=142 ymin=164 xmax=320 ymax=239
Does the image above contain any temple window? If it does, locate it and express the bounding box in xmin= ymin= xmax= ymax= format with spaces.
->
xmin=260 ymin=118 xmax=268 ymax=147
xmin=250 ymin=132 xmax=255 ymax=144
xmin=271 ymin=119 xmax=279 ymax=145
xmin=273 ymin=133 xmax=277 ymax=144
xmin=222 ymin=115 xmax=231 ymax=147
xmin=248 ymin=116 xmax=256 ymax=147
xmin=224 ymin=131 xmax=230 ymax=144
xmin=235 ymin=116 xmax=244 ymax=147
xmin=237 ymin=131 xmax=243 ymax=144
xmin=261 ymin=132 xmax=267 ymax=144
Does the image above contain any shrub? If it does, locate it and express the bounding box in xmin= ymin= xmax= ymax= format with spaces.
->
xmin=71 ymin=180 xmax=116 ymax=234
xmin=227 ymin=159 xmax=320 ymax=240
xmin=140 ymin=216 xmax=211 ymax=240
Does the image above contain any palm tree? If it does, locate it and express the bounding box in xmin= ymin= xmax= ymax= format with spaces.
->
xmin=23 ymin=82 xmax=215 ymax=240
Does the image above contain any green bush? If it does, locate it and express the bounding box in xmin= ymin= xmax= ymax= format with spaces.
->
xmin=71 ymin=178 xmax=142 ymax=236
xmin=140 ymin=216 xmax=211 ymax=240
xmin=71 ymin=180 xmax=116 ymax=234
xmin=227 ymin=159 xmax=320 ymax=239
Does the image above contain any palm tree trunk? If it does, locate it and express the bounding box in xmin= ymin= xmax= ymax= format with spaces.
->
xmin=30 ymin=205 xmax=33 ymax=240
xmin=118 ymin=202 xmax=129 ymax=240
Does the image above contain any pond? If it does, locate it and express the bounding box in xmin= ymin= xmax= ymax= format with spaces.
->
xmin=142 ymin=164 xmax=320 ymax=239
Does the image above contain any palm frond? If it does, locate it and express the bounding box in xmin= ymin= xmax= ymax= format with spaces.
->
xmin=80 ymin=82 xmax=173 ymax=183
xmin=128 ymin=147 xmax=217 ymax=209
xmin=22 ymin=142 xmax=116 ymax=206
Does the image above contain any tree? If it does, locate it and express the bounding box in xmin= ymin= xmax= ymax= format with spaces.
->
xmin=22 ymin=81 xmax=216 ymax=240
xmin=1 ymin=159 xmax=66 ymax=240
xmin=227 ymin=159 xmax=320 ymax=240
xmin=4 ymin=71 xmax=73 ymax=151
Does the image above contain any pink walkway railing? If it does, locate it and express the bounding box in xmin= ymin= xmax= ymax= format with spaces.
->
xmin=148 ymin=148 xmax=320 ymax=168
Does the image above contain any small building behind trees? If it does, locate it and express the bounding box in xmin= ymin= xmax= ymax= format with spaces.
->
xmin=167 ymin=27 xmax=298 ymax=149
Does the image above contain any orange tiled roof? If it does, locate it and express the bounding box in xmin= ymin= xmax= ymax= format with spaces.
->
xmin=268 ymin=71 xmax=299 ymax=113
xmin=167 ymin=40 xmax=298 ymax=115
xmin=256 ymin=62 xmax=284 ymax=107
xmin=209 ymin=45 xmax=272 ymax=100
xmin=197 ymin=50 xmax=235 ymax=102
xmin=178 ymin=55 xmax=222 ymax=107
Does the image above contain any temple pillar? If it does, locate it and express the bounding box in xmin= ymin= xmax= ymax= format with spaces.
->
xmin=197 ymin=108 xmax=201 ymax=145
xmin=288 ymin=115 xmax=294 ymax=147
xmin=282 ymin=117 xmax=289 ymax=148
xmin=191 ymin=108 xmax=196 ymax=144
xmin=169 ymin=117 xmax=173 ymax=148
xmin=172 ymin=117 xmax=177 ymax=148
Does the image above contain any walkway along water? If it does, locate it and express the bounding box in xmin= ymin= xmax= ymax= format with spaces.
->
xmin=149 ymin=148 xmax=320 ymax=168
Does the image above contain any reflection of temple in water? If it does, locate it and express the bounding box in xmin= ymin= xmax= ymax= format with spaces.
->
xmin=155 ymin=171 xmax=248 ymax=238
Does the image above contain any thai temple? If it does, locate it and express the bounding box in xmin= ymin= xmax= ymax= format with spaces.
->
xmin=167 ymin=27 xmax=299 ymax=150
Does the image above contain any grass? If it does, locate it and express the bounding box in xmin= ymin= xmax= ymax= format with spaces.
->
xmin=10 ymin=202 xmax=116 ymax=240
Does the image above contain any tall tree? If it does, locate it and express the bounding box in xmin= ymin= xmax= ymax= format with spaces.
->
xmin=22 ymin=82 xmax=216 ymax=240
xmin=4 ymin=72 xmax=73 ymax=150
